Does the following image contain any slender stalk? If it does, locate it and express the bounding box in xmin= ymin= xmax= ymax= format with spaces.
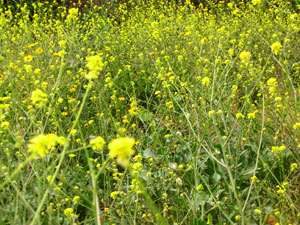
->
xmin=30 ymin=82 xmax=92 ymax=225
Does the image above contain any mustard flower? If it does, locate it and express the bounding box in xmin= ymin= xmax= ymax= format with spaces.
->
xmin=254 ymin=209 xmax=262 ymax=215
xmin=28 ymin=134 xmax=64 ymax=158
xmin=24 ymin=55 xmax=33 ymax=62
xmin=239 ymin=51 xmax=251 ymax=64
xmin=108 ymin=137 xmax=135 ymax=167
xmin=201 ymin=76 xmax=210 ymax=86
xmin=64 ymin=208 xmax=74 ymax=217
xmin=110 ymin=191 xmax=119 ymax=199
xmin=1 ymin=121 xmax=9 ymax=129
xmin=271 ymin=42 xmax=282 ymax=55
xmin=236 ymin=112 xmax=244 ymax=119
xmin=68 ymin=8 xmax=78 ymax=16
xmin=86 ymin=55 xmax=104 ymax=71
xmin=252 ymin=0 xmax=262 ymax=5
xmin=31 ymin=89 xmax=48 ymax=107
xmin=73 ymin=196 xmax=80 ymax=204
xmin=293 ymin=122 xmax=300 ymax=130
xmin=290 ymin=163 xmax=298 ymax=172
xmin=90 ymin=136 xmax=106 ymax=151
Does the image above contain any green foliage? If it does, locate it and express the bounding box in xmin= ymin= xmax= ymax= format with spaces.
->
xmin=0 ymin=0 xmax=300 ymax=224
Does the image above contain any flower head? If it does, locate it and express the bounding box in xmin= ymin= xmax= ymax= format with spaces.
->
xmin=64 ymin=208 xmax=74 ymax=217
xmin=28 ymin=134 xmax=64 ymax=158
xmin=108 ymin=137 xmax=135 ymax=167
xmin=31 ymin=89 xmax=48 ymax=107
xmin=201 ymin=76 xmax=210 ymax=86
xmin=239 ymin=51 xmax=251 ymax=64
xmin=90 ymin=136 xmax=106 ymax=151
xmin=86 ymin=55 xmax=104 ymax=71
xmin=252 ymin=0 xmax=262 ymax=5
xmin=271 ymin=42 xmax=282 ymax=55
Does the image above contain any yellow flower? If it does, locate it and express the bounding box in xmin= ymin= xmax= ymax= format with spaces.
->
xmin=252 ymin=0 xmax=261 ymax=5
xmin=28 ymin=134 xmax=64 ymax=158
xmin=73 ymin=196 xmax=80 ymax=204
xmin=35 ymin=47 xmax=43 ymax=54
xmin=110 ymin=191 xmax=119 ymax=199
xmin=1 ymin=121 xmax=9 ymax=129
xmin=46 ymin=175 xmax=52 ymax=182
xmin=86 ymin=55 xmax=104 ymax=71
xmin=202 ymin=76 xmax=210 ymax=86
xmin=24 ymin=64 xmax=32 ymax=73
xmin=251 ymin=176 xmax=259 ymax=183
xmin=254 ymin=209 xmax=262 ymax=215
xmin=108 ymin=137 xmax=135 ymax=167
xmin=236 ymin=112 xmax=244 ymax=119
xmin=290 ymin=163 xmax=298 ymax=172
xmin=90 ymin=136 xmax=106 ymax=151
xmin=239 ymin=51 xmax=251 ymax=64
xmin=69 ymin=154 xmax=76 ymax=158
xmin=64 ymin=208 xmax=74 ymax=217
xmin=24 ymin=55 xmax=33 ymax=62
xmin=58 ymin=40 xmax=67 ymax=48
xmin=68 ymin=8 xmax=78 ymax=16
xmin=31 ymin=89 xmax=48 ymax=107
xmin=293 ymin=122 xmax=300 ymax=130
xmin=271 ymin=42 xmax=282 ymax=55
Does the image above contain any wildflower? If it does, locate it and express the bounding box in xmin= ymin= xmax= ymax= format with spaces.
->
xmin=176 ymin=177 xmax=183 ymax=185
xmin=70 ymin=129 xmax=77 ymax=136
xmin=73 ymin=196 xmax=80 ymax=204
xmin=68 ymin=8 xmax=78 ymax=16
xmin=47 ymin=175 xmax=52 ymax=182
xmin=34 ymin=68 xmax=41 ymax=74
xmin=31 ymin=89 xmax=48 ymax=107
xmin=271 ymin=42 xmax=282 ymax=55
xmin=197 ymin=184 xmax=204 ymax=191
xmin=236 ymin=112 xmax=244 ymax=119
xmin=254 ymin=209 xmax=262 ymax=215
xmin=252 ymin=0 xmax=261 ymax=5
xmin=293 ymin=122 xmax=300 ymax=130
xmin=86 ymin=55 xmax=104 ymax=71
xmin=108 ymin=137 xmax=135 ymax=167
xmin=202 ymin=76 xmax=210 ymax=86
xmin=271 ymin=145 xmax=286 ymax=156
xmin=64 ymin=208 xmax=74 ymax=217
xmin=290 ymin=163 xmax=298 ymax=172
xmin=110 ymin=191 xmax=119 ymax=199
xmin=35 ymin=47 xmax=43 ymax=54
xmin=235 ymin=215 xmax=241 ymax=221
xmin=251 ymin=176 xmax=259 ymax=183
xmin=1 ymin=121 xmax=9 ymax=129
xmin=276 ymin=183 xmax=288 ymax=194
xmin=28 ymin=134 xmax=64 ymax=158
xmin=90 ymin=136 xmax=106 ymax=151
xmin=248 ymin=110 xmax=258 ymax=119
xmin=166 ymin=101 xmax=173 ymax=109
xmin=58 ymin=40 xmax=67 ymax=48
xmin=24 ymin=64 xmax=32 ymax=73
xmin=208 ymin=110 xmax=215 ymax=117
xmin=239 ymin=51 xmax=251 ymax=64
xmin=24 ymin=55 xmax=33 ymax=62
xmin=69 ymin=154 xmax=76 ymax=158
xmin=228 ymin=48 xmax=234 ymax=56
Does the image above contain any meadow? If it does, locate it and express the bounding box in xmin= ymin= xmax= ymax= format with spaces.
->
xmin=0 ymin=0 xmax=300 ymax=224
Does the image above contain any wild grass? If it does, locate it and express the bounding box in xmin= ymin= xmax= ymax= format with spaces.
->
xmin=0 ymin=0 xmax=300 ymax=224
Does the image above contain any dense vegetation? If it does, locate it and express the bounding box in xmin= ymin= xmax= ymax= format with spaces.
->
xmin=0 ymin=0 xmax=300 ymax=224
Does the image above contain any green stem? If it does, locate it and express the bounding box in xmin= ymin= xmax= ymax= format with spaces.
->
xmin=135 ymin=176 xmax=167 ymax=225
xmin=30 ymin=81 xmax=92 ymax=225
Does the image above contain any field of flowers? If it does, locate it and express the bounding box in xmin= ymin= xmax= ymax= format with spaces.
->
xmin=0 ymin=0 xmax=300 ymax=224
